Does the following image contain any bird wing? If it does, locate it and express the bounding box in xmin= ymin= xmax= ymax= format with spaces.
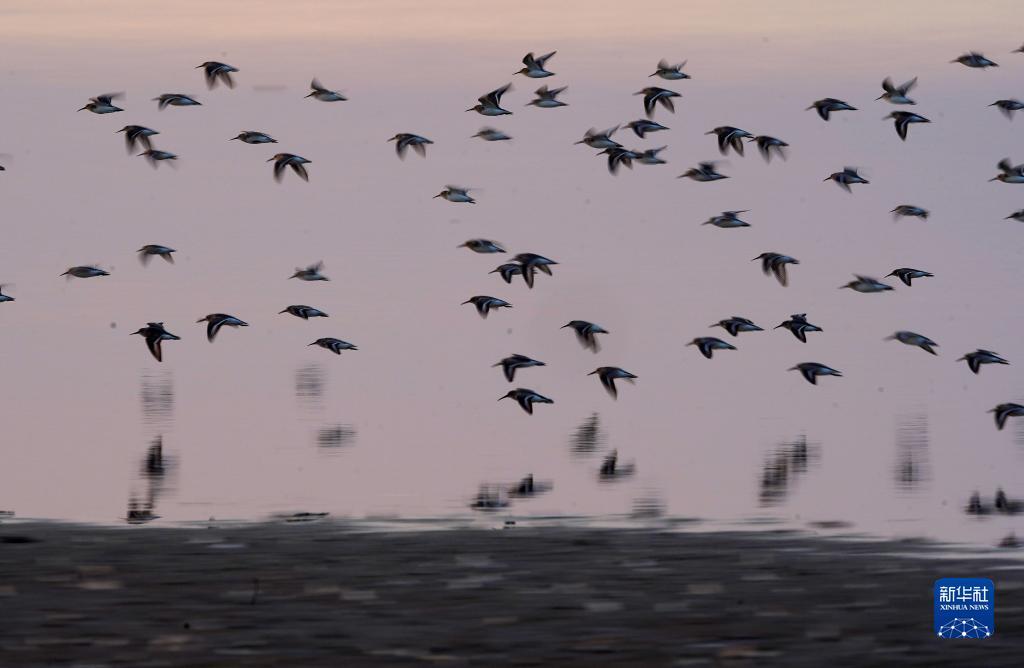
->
xmin=206 ymin=318 xmax=222 ymax=342
xmin=536 ymin=51 xmax=556 ymax=66
xmin=146 ymin=335 xmax=163 ymax=362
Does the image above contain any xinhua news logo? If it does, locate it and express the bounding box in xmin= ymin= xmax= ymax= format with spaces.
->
xmin=934 ymin=578 xmax=994 ymax=638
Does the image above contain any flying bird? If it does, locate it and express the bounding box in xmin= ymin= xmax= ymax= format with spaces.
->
xmin=197 ymin=314 xmax=248 ymax=342
xmin=0 ymin=285 xmax=14 ymax=303
xmin=499 ymin=388 xmax=553 ymax=415
xmin=877 ymin=77 xmax=917 ymax=104
xmin=991 ymin=158 xmax=1024 ymax=183
xmin=490 ymin=263 xmax=524 ymax=284
xmin=494 ymin=354 xmax=546 ymax=382
xmin=462 ymin=296 xmax=511 ymax=318
xmin=467 ymin=84 xmax=512 ymax=116
xmin=775 ymin=314 xmax=822 ymax=343
xmin=886 ymin=268 xmax=933 ymax=286
xmin=1006 ymin=209 xmax=1024 ymax=221
xmin=434 ymin=186 xmax=475 ymax=203
xmin=61 ymin=266 xmax=109 ymax=278
xmin=885 ymin=331 xmax=938 ymax=354
xmin=306 ymin=78 xmax=346 ymax=101
xmin=589 ymin=367 xmax=637 ymax=399
xmin=153 ymin=93 xmax=201 ymax=109
xmin=840 ymin=275 xmax=893 ymax=293
xmin=473 ymin=127 xmax=512 ymax=142
xmin=137 ymin=245 xmax=175 ymax=265
xmin=562 ymin=320 xmax=607 ymax=353
xmin=139 ymin=150 xmax=177 ymax=167
xmin=807 ymin=98 xmax=856 ymax=120
xmin=790 ymin=362 xmax=842 ymax=385
xmin=197 ymin=61 xmax=238 ymax=89
xmin=703 ymin=210 xmax=750 ymax=228
xmin=268 ymin=153 xmax=310 ymax=182
xmin=231 ymin=131 xmax=276 ymax=144
xmin=79 ymin=93 xmax=123 ymax=114
xmin=635 ymin=87 xmax=680 ymax=118
xmin=825 ymin=166 xmax=869 ymax=192
xmin=458 ymin=239 xmax=505 ymax=253
xmin=624 ymin=119 xmax=669 ymax=138
xmin=600 ymin=147 xmax=640 ymax=174
xmin=990 ymin=99 xmax=1024 ymax=119
xmin=707 ymin=126 xmax=754 ymax=156
xmin=516 ymin=51 xmax=556 ymax=78
xmin=309 ymin=338 xmax=358 ymax=354
xmin=388 ymin=133 xmax=433 ymax=158
xmin=280 ymin=305 xmax=328 ymax=320
xmin=679 ymin=161 xmax=727 ymax=182
xmin=132 ymin=322 xmax=180 ymax=362
xmin=886 ymin=111 xmax=930 ymax=140
xmin=753 ymin=252 xmax=798 ymax=286
xmin=513 ymin=253 xmax=557 ymax=288
xmin=958 ymin=349 xmax=1009 ymax=375
xmin=711 ymin=316 xmax=763 ymax=337
xmin=575 ymin=126 xmax=621 ymax=149
xmin=750 ymin=135 xmax=788 ymax=162
xmin=990 ymin=404 xmax=1024 ymax=430
xmin=290 ymin=262 xmax=329 ymax=281
xmin=650 ymin=59 xmax=690 ymax=80
xmin=687 ymin=337 xmax=736 ymax=359
xmin=636 ymin=147 xmax=667 ymax=165
xmin=891 ymin=205 xmax=929 ymax=220
xmin=526 ymin=85 xmax=567 ymax=108
xmin=952 ymin=52 xmax=998 ymax=68
xmin=117 ymin=125 xmax=158 ymax=152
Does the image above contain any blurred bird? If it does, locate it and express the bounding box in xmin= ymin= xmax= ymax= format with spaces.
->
xmin=990 ymin=403 xmax=1024 ymax=430
xmin=117 ymin=125 xmax=158 ymax=152
xmin=526 ymin=85 xmax=567 ymax=108
xmin=515 ymin=51 xmax=556 ymax=78
xmin=197 ymin=314 xmax=248 ymax=342
xmin=198 ymin=61 xmax=238 ymax=89
xmin=434 ymin=186 xmax=475 ymax=203
xmin=389 ymin=133 xmax=433 ymax=158
xmin=599 ymin=450 xmax=636 ymax=479
xmin=825 ymin=166 xmax=869 ymax=192
xmin=750 ymin=135 xmax=788 ymax=162
xmin=589 ymin=367 xmax=637 ymax=399
xmin=290 ymin=262 xmax=329 ymax=281
xmin=309 ymin=338 xmax=358 ymax=354
xmin=635 ymin=87 xmax=680 ymax=118
xmin=958 ymin=349 xmax=1009 ymax=375
xmin=892 ymin=204 xmax=929 ymax=220
xmin=636 ymin=147 xmax=667 ymax=165
xmin=650 ymin=59 xmax=690 ymax=80
xmin=139 ymin=150 xmax=177 ymax=167
xmin=1005 ymin=209 xmax=1024 ymax=221
xmin=703 ymin=210 xmax=750 ymax=228
xmin=886 ymin=267 xmax=933 ymax=286
xmin=458 ymin=239 xmax=505 ymax=253
xmin=154 ymin=93 xmax=201 ymax=109
xmin=886 ymin=111 xmax=930 ymax=140
xmin=991 ymin=99 xmax=1024 ymax=119
xmin=231 ymin=131 xmax=276 ymax=144
xmin=790 ymin=362 xmax=842 ymax=385
xmin=885 ymin=330 xmax=938 ymax=354
xmin=79 ymin=93 xmax=123 ymax=114
xmin=991 ymin=158 xmax=1024 ymax=183
xmin=137 ymin=245 xmax=175 ymax=265
xmin=467 ymin=84 xmax=512 ymax=116
xmin=996 ymin=489 xmax=1023 ymax=514
xmin=808 ymin=97 xmax=856 ymax=120
xmin=600 ymin=147 xmax=640 ymax=174
xmin=499 ymin=388 xmax=553 ymax=415
xmin=625 ymin=119 xmax=669 ymax=138
xmin=711 ymin=316 xmax=763 ymax=337
xmin=575 ymin=126 xmax=621 ymax=149
xmin=280 ymin=305 xmax=328 ymax=320
xmin=306 ymin=78 xmax=346 ymax=101
xmin=708 ymin=126 xmax=753 ymax=156
xmin=132 ymin=322 xmax=180 ymax=363
xmin=61 ymin=266 xmax=109 ymax=278
xmin=269 ymin=153 xmax=310 ymax=182
xmin=494 ymin=354 xmax=546 ymax=382
xmin=473 ymin=127 xmax=512 ymax=141
xmin=562 ymin=320 xmax=607 ymax=353
xmin=775 ymin=313 xmax=822 ymax=343
xmin=952 ymin=52 xmax=998 ymax=68
xmin=514 ymin=253 xmax=557 ymax=288
xmin=753 ymin=252 xmax=798 ymax=286
xmin=462 ymin=296 xmax=511 ymax=318
xmin=490 ymin=263 xmax=524 ymax=284
xmin=679 ymin=161 xmax=727 ymax=182
xmin=877 ymin=77 xmax=917 ymax=104
xmin=841 ymin=275 xmax=893 ymax=293
xmin=0 ymin=285 xmax=14 ymax=303
xmin=687 ymin=337 xmax=736 ymax=359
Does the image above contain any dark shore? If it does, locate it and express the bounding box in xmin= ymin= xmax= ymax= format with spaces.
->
xmin=1 ymin=521 xmax=1021 ymax=667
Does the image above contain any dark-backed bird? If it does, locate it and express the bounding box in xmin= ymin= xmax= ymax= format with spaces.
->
xmin=650 ymin=59 xmax=689 ymax=80
xmin=61 ymin=265 xmax=108 ymax=278
xmin=434 ymin=185 xmax=475 ymax=203
xmin=514 ymin=253 xmax=557 ymax=288
xmin=137 ymin=245 xmax=175 ymax=265
xmin=516 ymin=51 xmax=556 ymax=78
xmin=467 ymin=84 xmax=512 ymax=116
xmin=575 ymin=126 xmax=620 ymax=149
xmin=825 ymin=166 xmax=869 ymax=192
xmin=679 ymin=161 xmax=727 ymax=182
xmin=139 ymin=150 xmax=177 ymax=167
xmin=231 ymin=131 xmax=276 ymax=144
xmin=309 ymin=338 xmax=357 ymax=354
xmin=117 ymin=125 xmax=157 ymax=152
xmin=892 ymin=204 xmax=929 ymax=220
xmin=808 ymin=97 xmax=856 ymax=120
xmin=775 ymin=313 xmax=822 ymax=343
xmin=991 ymin=99 xmax=1024 ymax=119
xmin=306 ymin=78 xmax=346 ymax=101
xmin=197 ymin=314 xmax=247 ymax=342
xmin=703 ymin=210 xmax=750 ymax=228
xmin=952 ymin=52 xmax=998 ymax=68
xmin=473 ymin=127 xmax=512 ymax=141
xmin=499 ymin=388 xmax=553 ymax=415
xmin=154 ymin=93 xmax=200 ymax=109
xmin=885 ymin=330 xmax=938 ymax=354
xmin=840 ymin=275 xmax=893 ymax=293
xmin=290 ymin=262 xmax=328 ymax=281
xmin=562 ymin=320 xmax=607 ymax=353
xmin=490 ymin=263 xmax=524 ymax=284
xmin=600 ymin=147 xmax=640 ymax=174
xmin=198 ymin=61 xmax=238 ymax=89
xmin=636 ymin=147 xmax=667 ymax=165
xmin=886 ymin=111 xmax=930 ymax=140
xmin=712 ymin=316 xmax=763 ymax=337
xmin=687 ymin=337 xmax=736 ymax=359
xmin=992 ymin=158 xmax=1024 ymax=183
xmin=462 ymin=296 xmax=511 ymax=318
xmin=269 ymin=153 xmax=310 ymax=182
xmin=589 ymin=367 xmax=637 ymax=399
xmin=753 ymin=252 xmax=798 ymax=286
xmin=79 ymin=93 xmax=123 ymax=114
xmin=790 ymin=362 xmax=842 ymax=385
xmin=635 ymin=87 xmax=679 ymax=118
xmin=750 ymin=135 xmax=788 ymax=162
xmin=389 ymin=133 xmax=432 ymax=158
xmin=132 ymin=322 xmax=179 ymax=362
xmin=990 ymin=403 xmax=1024 ymax=430
xmin=877 ymin=77 xmax=917 ymax=104
xmin=280 ymin=305 xmax=328 ymax=320
xmin=1007 ymin=209 xmax=1024 ymax=222
xmin=459 ymin=239 xmax=504 ymax=253
xmin=526 ymin=85 xmax=567 ymax=108
xmin=707 ymin=126 xmax=753 ymax=156
xmin=886 ymin=267 xmax=932 ymax=286
xmin=494 ymin=354 xmax=545 ymax=382
xmin=0 ymin=285 xmax=14 ymax=303
xmin=958 ymin=349 xmax=1008 ymax=375
xmin=625 ymin=119 xmax=668 ymax=138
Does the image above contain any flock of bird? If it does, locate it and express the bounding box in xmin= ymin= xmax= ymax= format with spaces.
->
xmin=5 ymin=46 xmax=1024 ymax=454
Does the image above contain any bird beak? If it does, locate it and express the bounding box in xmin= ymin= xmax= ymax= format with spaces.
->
xmin=465 ymin=108 xmax=474 ymax=112
xmin=267 ymin=158 xmax=275 ymax=162
xmin=196 ymin=318 xmax=204 ymax=323
xmin=497 ymin=395 xmax=507 ymax=401
xmin=77 ymin=106 xmax=87 ymax=112
xmin=587 ymin=370 xmax=597 ymax=375
xmin=307 ymin=342 xmax=317 ymax=346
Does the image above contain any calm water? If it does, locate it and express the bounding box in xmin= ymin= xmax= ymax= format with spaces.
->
xmin=1 ymin=1 xmax=1023 ymax=549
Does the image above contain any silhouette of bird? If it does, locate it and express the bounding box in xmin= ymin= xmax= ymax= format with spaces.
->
xmin=0 ymin=285 xmax=14 ymax=303
xmin=231 ymin=131 xmax=276 ymax=144
xmin=753 ymin=252 xmax=798 ymax=286
xmin=575 ymin=126 xmax=621 ymax=149
xmin=687 ymin=337 xmax=736 ymax=359
xmin=750 ymin=135 xmax=788 ymax=162
xmin=625 ymin=119 xmax=669 ymax=138
xmin=650 ymin=59 xmax=690 ymax=80
xmin=61 ymin=266 xmax=109 ymax=278
xmin=137 ymin=245 xmax=175 ymax=265
xmin=306 ymin=78 xmax=346 ymax=101
xmin=703 ymin=210 xmax=750 ymax=228
xmin=599 ymin=147 xmax=640 ymax=174
xmin=990 ymin=403 xmax=1024 ymax=430
xmin=635 ymin=87 xmax=679 ymax=117
xmin=473 ymin=127 xmax=512 ymax=141
xmin=139 ymin=150 xmax=177 ymax=167
xmin=526 ymin=85 xmax=567 ymax=108
xmin=462 ymin=296 xmax=511 ymax=318
xmin=841 ymin=275 xmax=893 ymax=292
xmin=280 ymin=305 xmax=328 ymax=320
xmin=490 ymin=263 xmax=524 ymax=284
xmin=679 ymin=161 xmax=727 ymax=182
xmin=775 ymin=314 xmax=822 ymax=343
xmin=268 ymin=153 xmax=310 ymax=182
xmin=309 ymin=338 xmax=358 ymax=354
xmin=562 ymin=320 xmax=607 ymax=353
xmin=636 ymin=147 xmax=667 ymax=165
xmin=290 ymin=262 xmax=329 ymax=281
xmin=711 ymin=316 xmax=763 ymax=337
xmin=499 ymin=388 xmax=553 ymax=415
xmin=516 ymin=51 xmax=556 ymax=78
xmin=886 ymin=331 xmax=938 ymax=354
xmin=197 ymin=61 xmax=238 ymax=89
xmin=991 ymin=99 xmax=1024 ymax=119
xmin=467 ymin=84 xmax=512 ymax=116
xmin=197 ymin=314 xmax=248 ymax=342
xmin=389 ymin=133 xmax=433 ymax=158
xmin=117 ymin=125 xmax=158 ymax=152
xmin=79 ymin=93 xmax=123 ymax=114
xmin=790 ymin=362 xmax=842 ymax=385
xmin=808 ymin=97 xmax=856 ymax=120
xmin=589 ymin=367 xmax=637 ymax=399
xmin=1006 ymin=209 xmax=1024 ymax=222
xmin=132 ymin=322 xmax=179 ymax=362
xmin=154 ymin=93 xmax=201 ymax=109
xmin=434 ymin=186 xmax=475 ymax=203
xmin=707 ymin=126 xmax=753 ymax=155
xmin=458 ymin=239 xmax=505 ymax=253
xmin=991 ymin=158 xmax=1024 ymax=183
xmin=514 ymin=253 xmax=557 ymax=288
xmin=825 ymin=166 xmax=869 ymax=192
xmin=886 ymin=268 xmax=932 ymax=286
xmin=877 ymin=77 xmax=917 ymax=104
xmin=886 ymin=111 xmax=930 ymax=140
xmin=891 ymin=205 xmax=929 ymax=220
xmin=952 ymin=52 xmax=998 ymax=68
xmin=958 ymin=349 xmax=1009 ymax=374
xmin=494 ymin=354 xmax=546 ymax=382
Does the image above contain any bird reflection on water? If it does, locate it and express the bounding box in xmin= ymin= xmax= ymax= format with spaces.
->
xmin=126 ymin=435 xmax=175 ymax=524
xmin=569 ymin=413 xmax=604 ymax=456
xmin=758 ymin=435 xmax=819 ymax=507
xmin=894 ymin=413 xmax=930 ymax=493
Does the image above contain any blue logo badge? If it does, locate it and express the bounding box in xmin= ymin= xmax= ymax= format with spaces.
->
xmin=934 ymin=578 xmax=994 ymax=638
